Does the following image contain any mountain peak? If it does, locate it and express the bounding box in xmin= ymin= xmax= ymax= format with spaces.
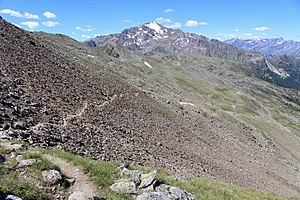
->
xmin=143 ymin=21 xmax=166 ymax=34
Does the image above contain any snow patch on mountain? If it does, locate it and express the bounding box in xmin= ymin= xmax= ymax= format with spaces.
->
xmin=265 ymin=59 xmax=289 ymax=78
xmin=145 ymin=22 xmax=163 ymax=34
xmin=144 ymin=61 xmax=152 ymax=68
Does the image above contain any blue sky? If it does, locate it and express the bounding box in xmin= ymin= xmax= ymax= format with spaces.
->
xmin=0 ymin=0 xmax=300 ymax=41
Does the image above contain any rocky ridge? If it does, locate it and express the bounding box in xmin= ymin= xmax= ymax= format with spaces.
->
xmin=86 ymin=22 xmax=300 ymax=90
xmin=86 ymin=21 xmax=255 ymax=62
xmin=225 ymin=37 xmax=300 ymax=56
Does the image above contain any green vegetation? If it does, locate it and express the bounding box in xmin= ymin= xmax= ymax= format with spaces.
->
xmin=0 ymin=166 xmax=46 ymax=199
xmin=42 ymin=149 xmax=296 ymax=200
xmin=45 ymin=149 xmax=131 ymax=200
xmin=0 ymin=148 xmax=49 ymax=199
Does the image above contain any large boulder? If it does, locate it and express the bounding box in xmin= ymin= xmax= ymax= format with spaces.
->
xmin=121 ymin=168 xmax=143 ymax=185
xmin=137 ymin=192 xmax=170 ymax=200
xmin=110 ymin=181 xmax=137 ymax=194
xmin=68 ymin=191 xmax=88 ymax=200
xmin=139 ymin=170 xmax=157 ymax=188
xmin=156 ymin=184 xmax=195 ymax=200
xmin=42 ymin=169 xmax=62 ymax=185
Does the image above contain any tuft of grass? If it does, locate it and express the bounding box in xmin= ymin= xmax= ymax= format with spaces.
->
xmin=0 ymin=166 xmax=47 ymax=199
xmin=46 ymin=149 xmax=131 ymax=200
xmin=156 ymin=169 xmax=294 ymax=200
xmin=22 ymin=151 xmax=60 ymax=171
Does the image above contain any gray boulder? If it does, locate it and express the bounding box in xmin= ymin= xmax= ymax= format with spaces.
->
xmin=156 ymin=184 xmax=195 ymax=200
xmin=68 ymin=191 xmax=88 ymax=200
xmin=5 ymin=195 xmax=22 ymax=200
xmin=137 ymin=192 xmax=170 ymax=200
xmin=121 ymin=168 xmax=143 ymax=185
xmin=139 ymin=170 xmax=157 ymax=188
xmin=110 ymin=181 xmax=137 ymax=194
xmin=2 ymin=143 xmax=27 ymax=151
xmin=42 ymin=169 xmax=62 ymax=185
xmin=16 ymin=159 xmax=40 ymax=168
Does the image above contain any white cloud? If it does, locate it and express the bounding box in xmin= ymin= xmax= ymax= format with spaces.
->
xmin=82 ymin=28 xmax=92 ymax=32
xmin=167 ymin=22 xmax=182 ymax=28
xmin=235 ymin=29 xmax=239 ymax=32
xmin=185 ymin=20 xmax=208 ymax=27
xmin=75 ymin=26 xmax=92 ymax=31
xmin=0 ymin=9 xmax=39 ymax=19
xmin=42 ymin=21 xmax=60 ymax=27
xmin=155 ymin=17 xmax=171 ymax=23
xmin=81 ymin=34 xmax=91 ymax=39
xmin=123 ymin=19 xmax=132 ymax=23
xmin=43 ymin=11 xmax=56 ymax=19
xmin=164 ymin=8 xmax=174 ymax=13
xmin=185 ymin=20 xmax=198 ymax=27
xmin=254 ymin=26 xmax=270 ymax=31
xmin=20 ymin=21 xmax=39 ymax=29
xmin=198 ymin=22 xmax=208 ymax=25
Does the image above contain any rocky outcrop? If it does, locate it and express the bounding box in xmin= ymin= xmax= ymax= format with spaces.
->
xmin=42 ymin=169 xmax=62 ymax=186
xmin=16 ymin=158 xmax=40 ymax=169
xmin=111 ymin=164 xmax=195 ymax=200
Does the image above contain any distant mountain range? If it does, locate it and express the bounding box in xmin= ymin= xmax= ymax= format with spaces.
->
xmin=85 ymin=22 xmax=300 ymax=90
xmin=86 ymin=21 xmax=253 ymax=62
xmin=224 ymin=37 xmax=300 ymax=57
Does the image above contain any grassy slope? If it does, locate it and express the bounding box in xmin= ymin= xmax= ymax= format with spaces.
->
xmin=2 ymin=144 xmax=296 ymax=200
xmin=42 ymin=148 xmax=298 ymax=200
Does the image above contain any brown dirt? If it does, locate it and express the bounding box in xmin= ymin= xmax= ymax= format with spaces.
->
xmin=43 ymin=154 xmax=100 ymax=198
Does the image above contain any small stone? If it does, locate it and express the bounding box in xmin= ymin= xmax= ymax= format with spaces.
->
xmin=12 ymin=121 xmax=26 ymax=130
xmin=118 ymin=163 xmax=129 ymax=170
xmin=16 ymin=159 xmax=40 ymax=168
xmin=5 ymin=195 xmax=23 ymax=200
xmin=42 ymin=169 xmax=62 ymax=185
xmin=66 ymin=177 xmax=76 ymax=185
xmin=15 ymin=155 xmax=23 ymax=161
xmin=0 ymin=154 xmax=5 ymax=165
xmin=68 ymin=191 xmax=88 ymax=200
xmin=110 ymin=181 xmax=137 ymax=194
xmin=139 ymin=170 xmax=157 ymax=188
